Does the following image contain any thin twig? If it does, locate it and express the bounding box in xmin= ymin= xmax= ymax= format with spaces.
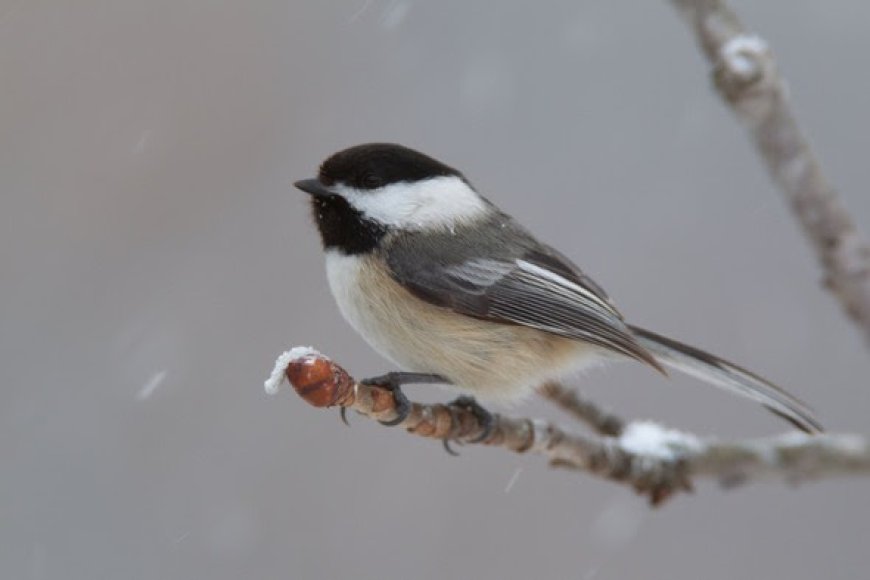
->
xmin=670 ymin=0 xmax=870 ymax=343
xmin=538 ymin=381 xmax=625 ymax=436
xmin=267 ymin=348 xmax=870 ymax=506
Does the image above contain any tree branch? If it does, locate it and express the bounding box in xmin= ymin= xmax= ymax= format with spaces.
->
xmin=670 ymin=0 xmax=870 ymax=343
xmin=266 ymin=348 xmax=870 ymax=506
xmin=538 ymin=381 xmax=625 ymax=436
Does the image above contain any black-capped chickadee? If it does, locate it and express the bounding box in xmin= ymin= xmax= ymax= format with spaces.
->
xmin=294 ymin=143 xmax=821 ymax=434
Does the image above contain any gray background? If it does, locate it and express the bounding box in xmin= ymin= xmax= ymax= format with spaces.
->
xmin=2 ymin=1 xmax=869 ymax=579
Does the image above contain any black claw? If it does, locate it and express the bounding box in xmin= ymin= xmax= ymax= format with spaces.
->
xmin=449 ymin=396 xmax=495 ymax=443
xmin=339 ymin=407 xmax=350 ymax=426
xmin=441 ymin=405 xmax=466 ymax=456
xmin=361 ymin=374 xmax=412 ymax=426
xmin=378 ymin=398 xmax=409 ymax=426
xmin=442 ymin=438 xmax=460 ymax=456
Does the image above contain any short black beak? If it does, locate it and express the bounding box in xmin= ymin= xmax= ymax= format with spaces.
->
xmin=293 ymin=178 xmax=333 ymax=198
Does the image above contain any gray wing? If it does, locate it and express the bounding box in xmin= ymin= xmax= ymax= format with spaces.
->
xmin=385 ymin=214 xmax=821 ymax=433
xmin=384 ymin=216 xmax=662 ymax=370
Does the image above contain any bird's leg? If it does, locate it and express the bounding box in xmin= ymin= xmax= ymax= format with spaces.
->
xmin=447 ymin=395 xmax=495 ymax=444
xmin=361 ymin=372 xmax=449 ymax=426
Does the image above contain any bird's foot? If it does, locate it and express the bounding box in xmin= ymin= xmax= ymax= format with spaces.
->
xmin=361 ymin=372 xmax=447 ymax=426
xmin=447 ymin=395 xmax=495 ymax=444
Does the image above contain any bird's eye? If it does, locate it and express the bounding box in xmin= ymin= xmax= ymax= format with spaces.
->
xmin=363 ymin=174 xmax=382 ymax=189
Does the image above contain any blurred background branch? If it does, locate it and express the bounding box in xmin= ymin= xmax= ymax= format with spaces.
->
xmin=671 ymin=0 xmax=870 ymax=344
xmin=270 ymin=349 xmax=870 ymax=506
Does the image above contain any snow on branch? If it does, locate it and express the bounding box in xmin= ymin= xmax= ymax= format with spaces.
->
xmin=266 ymin=348 xmax=870 ymax=506
xmin=670 ymin=0 xmax=870 ymax=343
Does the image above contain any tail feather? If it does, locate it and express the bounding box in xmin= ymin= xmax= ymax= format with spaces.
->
xmin=629 ymin=325 xmax=823 ymax=433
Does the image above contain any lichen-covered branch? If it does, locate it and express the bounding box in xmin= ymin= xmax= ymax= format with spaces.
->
xmin=670 ymin=0 xmax=870 ymax=343
xmin=266 ymin=348 xmax=870 ymax=506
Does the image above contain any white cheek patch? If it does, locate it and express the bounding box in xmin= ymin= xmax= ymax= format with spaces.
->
xmin=334 ymin=175 xmax=488 ymax=229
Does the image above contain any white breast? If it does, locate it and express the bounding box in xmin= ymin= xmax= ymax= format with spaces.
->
xmin=324 ymin=251 xmax=407 ymax=366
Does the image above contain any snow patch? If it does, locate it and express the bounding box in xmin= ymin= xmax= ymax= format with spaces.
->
xmin=720 ymin=34 xmax=768 ymax=77
xmin=618 ymin=421 xmax=703 ymax=461
xmin=263 ymin=346 xmax=321 ymax=395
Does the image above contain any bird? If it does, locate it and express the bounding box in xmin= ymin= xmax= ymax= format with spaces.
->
xmin=293 ymin=142 xmax=822 ymax=437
